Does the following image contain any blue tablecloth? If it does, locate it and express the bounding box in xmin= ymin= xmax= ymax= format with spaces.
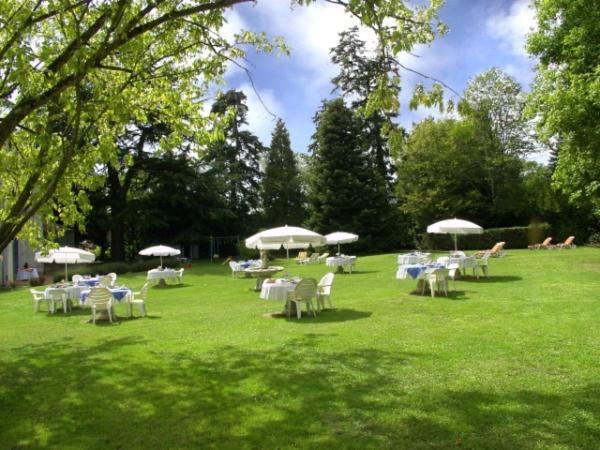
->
xmin=405 ymin=264 xmax=444 ymax=279
xmin=80 ymin=288 xmax=131 ymax=304
xmin=239 ymin=260 xmax=259 ymax=269
xmin=78 ymin=278 xmax=100 ymax=287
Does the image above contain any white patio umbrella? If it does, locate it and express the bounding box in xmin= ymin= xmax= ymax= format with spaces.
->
xmin=325 ymin=232 xmax=359 ymax=255
xmin=35 ymin=246 xmax=96 ymax=281
xmin=139 ymin=245 xmax=180 ymax=268
xmin=245 ymin=225 xmax=326 ymax=259
xmin=426 ymin=218 xmax=483 ymax=251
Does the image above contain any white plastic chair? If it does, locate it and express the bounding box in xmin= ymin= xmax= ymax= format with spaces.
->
xmin=129 ymin=283 xmax=148 ymax=317
xmin=286 ymin=278 xmax=318 ymax=319
xmin=47 ymin=289 xmax=71 ymax=313
xmin=316 ymin=272 xmax=335 ymax=311
xmin=477 ymin=252 xmax=490 ymax=278
xmin=72 ymin=274 xmax=83 ymax=285
xmin=175 ymin=268 xmax=184 ymax=284
xmin=229 ymin=261 xmax=246 ymax=278
xmin=424 ymin=268 xmax=448 ymax=298
xmin=87 ymin=287 xmax=114 ymax=324
xmin=317 ymin=253 xmax=329 ymax=264
xmin=30 ymin=289 xmax=49 ymax=312
xmin=300 ymin=253 xmax=319 ymax=265
xmin=447 ymin=263 xmax=460 ymax=291
xmin=107 ymin=272 xmax=117 ymax=286
xmin=99 ymin=275 xmax=113 ymax=288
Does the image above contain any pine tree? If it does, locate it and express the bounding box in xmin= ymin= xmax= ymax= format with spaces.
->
xmin=262 ymin=119 xmax=305 ymax=226
xmin=307 ymin=98 xmax=397 ymax=251
xmin=204 ymin=90 xmax=264 ymax=233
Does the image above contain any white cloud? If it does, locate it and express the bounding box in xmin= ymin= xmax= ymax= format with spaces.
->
xmin=237 ymin=82 xmax=282 ymax=144
xmin=486 ymin=0 xmax=536 ymax=59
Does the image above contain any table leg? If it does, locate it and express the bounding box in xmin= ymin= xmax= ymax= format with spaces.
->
xmin=255 ymin=276 xmax=265 ymax=291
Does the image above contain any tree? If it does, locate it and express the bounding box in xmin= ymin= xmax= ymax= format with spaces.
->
xmin=460 ymin=68 xmax=534 ymax=157
xmin=330 ymin=26 xmax=400 ymax=185
xmin=0 ymin=0 xmax=447 ymax=254
xmin=395 ymin=117 xmax=528 ymax=229
xmin=262 ymin=119 xmax=305 ymax=226
xmin=527 ymin=0 xmax=600 ymax=218
xmin=204 ymin=90 xmax=264 ymax=234
xmin=307 ymin=98 xmax=398 ymax=251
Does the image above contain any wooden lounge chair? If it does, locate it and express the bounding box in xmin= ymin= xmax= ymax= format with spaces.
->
xmin=295 ymin=251 xmax=308 ymax=264
xmin=555 ymin=236 xmax=576 ymax=249
xmin=528 ymin=237 xmax=552 ymax=250
xmin=475 ymin=241 xmax=505 ymax=258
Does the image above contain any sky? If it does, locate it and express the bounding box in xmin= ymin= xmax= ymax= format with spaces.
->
xmin=219 ymin=0 xmax=538 ymax=156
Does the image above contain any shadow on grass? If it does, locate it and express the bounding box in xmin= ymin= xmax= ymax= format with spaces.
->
xmin=460 ymin=275 xmax=523 ymax=283
xmin=1 ymin=337 xmax=599 ymax=449
xmin=408 ymin=290 xmax=470 ymax=301
xmin=267 ymin=308 xmax=372 ymax=323
xmin=151 ymin=283 xmax=191 ymax=290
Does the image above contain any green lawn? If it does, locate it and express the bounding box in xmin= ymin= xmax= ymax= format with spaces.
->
xmin=1 ymin=249 xmax=599 ymax=449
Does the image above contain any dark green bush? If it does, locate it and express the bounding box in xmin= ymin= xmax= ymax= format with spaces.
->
xmin=419 ymin=223 xmax=552 ymax=251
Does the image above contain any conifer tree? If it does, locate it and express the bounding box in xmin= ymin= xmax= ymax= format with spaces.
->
xmin=262 ymin=119 xmax=305 ymax=226
xmin=307 ymin=98 xmax=398 ymax=251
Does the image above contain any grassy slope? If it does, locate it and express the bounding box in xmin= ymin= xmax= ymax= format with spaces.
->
xmin=0 ymin=249 xmax=599 ymax=449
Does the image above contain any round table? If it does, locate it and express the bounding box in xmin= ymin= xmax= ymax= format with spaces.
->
xmin=326 ymin=256 xmax=356 ymax=273
xmin=260 ymin=280 xmax=296 ymax=301
xmin=245 ymin=266 xmax=284 ymax=291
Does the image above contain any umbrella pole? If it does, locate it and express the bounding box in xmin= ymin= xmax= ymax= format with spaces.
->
xmin=160 ymin=255 xmax=163 ymax=268
xmin=286 ymin=247 xmax=289 ymax=260
xmin=65 ymin=263 xmax=68 ymax=282
xmin=454 ymin=234 xmax=458 ymax=251
xmin=338 ymin=243 xmax=341 ymax=255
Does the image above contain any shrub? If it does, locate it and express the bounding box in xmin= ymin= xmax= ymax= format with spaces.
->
xmin=29 ymin=277 xmax=44 ymax=287
xmin=419 ymin=223 xmax=552 ymax=251
xmin=588 ymin=232 xmax=600 ymax=248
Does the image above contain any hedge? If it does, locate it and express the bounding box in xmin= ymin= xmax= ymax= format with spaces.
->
xmin=419 ymin=223 xmax=552 ymax=251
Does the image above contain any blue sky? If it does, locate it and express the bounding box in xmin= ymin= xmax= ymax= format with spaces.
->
xmin=221 ymin=0 xmax=537 ymax=155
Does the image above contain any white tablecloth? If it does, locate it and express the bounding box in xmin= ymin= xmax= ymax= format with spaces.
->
xmin=326 ymin=256 xmax=356 ymax=273
xmin=397 ymin=253 xmax=431 ymax=265
xmin=260 ymin=281 xmax=296 ymax=301
xmin=437 ymin=255 xmax=477 ymax=270
xmin=147 ymin=269 xmax=179 ymax=281
xmin=17 ymin=268 xmax=39 ymax=281
xmin=44 ymin=285 xmax=89 ymax=301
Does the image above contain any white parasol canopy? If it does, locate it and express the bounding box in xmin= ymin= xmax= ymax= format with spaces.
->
xmin=35 ymin=246 xmax=96 ymax=281
xmin=426 ymin=218 xmax=483 ymax=251
xmin=139 ymin=245 xmax=180 ymax=267
xmin=325 ymin=232 xmax=359 ymax=255
xmin=245 ymin=225 xmax=326 ymax=259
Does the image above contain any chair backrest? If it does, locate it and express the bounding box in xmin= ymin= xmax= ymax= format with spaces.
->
xmin=139 ymin=283 xmax=150 ymax=300
xmin=72 ymin=274 xmax=83 ymax=284
xmin=428 ymin=268 xmax=448 ymax=282
xmin=87 ymin=287 xmax=112 ymax=306
xmin=30 ymin=288 xmax=45 ymax=299
xmin=292 ymin=278 xmax=317 ymax=301
xmin=46 ymin=288 xmax=67 ymax=301
xmin=296 ymin=251 xmax=307 ymax=260
xmin=99 ymin=275 xmax=113 ymax=287
xmin=177 ymin=268 xmax=184 ymax=276
xmin=108 ymin=272 xmax=117 ymax=284
xmin=447 ymin=263 xmax=459 ymax=278
xmin=564 ymin=236 xmax=575 ymax=245
xmin=229 ymin=261 xmax=240 ymax=272
xmin=541 ymin=237 xmax=552 ymax=246
xmin=309 ymin=253 xmax=319 ymax=263
xmin=318 ymin=272 xmax=335 ymax=295
xmin=319 ymin=252 xmax=329 ymax=260
xmin=480 ymin=251 xmax=491 ymax=263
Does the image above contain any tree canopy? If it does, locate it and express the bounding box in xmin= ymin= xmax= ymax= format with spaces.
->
xmin=0 ymin=0 xmax=448 ymax=254
xmin=527 ymin=0 xmax=600 ymax=218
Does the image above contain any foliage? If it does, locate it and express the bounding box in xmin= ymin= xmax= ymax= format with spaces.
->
xmin=307 ymin=98 xmax=400 ymax=251
xmin=420 ymin=224 xmax=551 ymax=251
xmin=262 ymin=119 xmax=305 ymax=227
xmin=395 ymin=117 xmax=528 ymax=229
xmin=203 ymin=90 xmax=265 ymax=234
xmin=527 ymin=0 xmax=600 ymax=217
xmin=459 ymin=67 xmax=535 ymax=157
xmin=0 ymin=0 xmax=275 ymax=254
xmin=2 ymin=250 xmax=600 ymax=448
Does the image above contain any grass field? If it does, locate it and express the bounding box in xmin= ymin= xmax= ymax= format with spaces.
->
xmin=0 ymin=248 xmax=599 ymax=449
